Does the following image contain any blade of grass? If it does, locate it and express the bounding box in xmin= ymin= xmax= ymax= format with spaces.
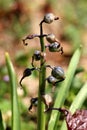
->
xmin=5 ymin=52 xmax=21 ymax=130
xmin=69 ymin=81 xmax=87 ymax=112
xmin=0 ymin=110 xmax=4 ymax=130
xmin=48 ymin=46 xmax=82 ymax=130
xmin=60 ymin=81 xmax=87 ymax=130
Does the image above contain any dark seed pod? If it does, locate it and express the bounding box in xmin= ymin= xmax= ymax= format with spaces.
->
xmin=30 ymin=97 xmax=38 ymax=106
xmin=48 ymin=42 xmax=60 ymax=52
xmin=46 ymin=34 xmax=57 ymax=43
xmin=46 ymin=75 xmax=58 ymax=85
xmin=45 ymin=41 xmax=63 ymax=54
xmin=33 ymin=50 xmax=41 ymax=61
xmin=46 ymin=108 xmax=87 ymax=130
xmin=43 ymin=13 xmax=59 ymax=24
xmin=31 ymin=50 xmax=41 ymax=67
xmin=31 ymin=50 xmax=46 ymax=67
xmin=51 ymin=66 xmax=65 ymax=80
xmin=19 ymin=68 xmax=35 ymax=88
xmin=28 ymin=97 xmax=38 ymax=111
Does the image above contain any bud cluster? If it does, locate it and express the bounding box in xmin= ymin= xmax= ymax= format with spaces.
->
xmin=20 ymin=13 xmax=65 ymax=112
xmin=46 ymin=65 xmax=65 ymax=86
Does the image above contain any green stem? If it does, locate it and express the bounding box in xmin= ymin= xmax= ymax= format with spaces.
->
xmin=5 ymin=52 xmax=21 ymax=130
xmin=37 ymin=21 xmax=46 ymax=130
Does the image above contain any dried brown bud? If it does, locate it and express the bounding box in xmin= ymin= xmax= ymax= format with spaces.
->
xmin=42 ymin=94 xmax=53 ymax=109
xmin=22 ymin=34 xmax=40 ymax=46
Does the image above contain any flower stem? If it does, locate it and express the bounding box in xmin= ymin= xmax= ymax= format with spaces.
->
xmin=37 ymin=21 xmax=46 ymax=130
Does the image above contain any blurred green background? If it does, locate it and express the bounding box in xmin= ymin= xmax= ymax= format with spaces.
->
xmin=0 ymin=0 xmax=87 ymax=129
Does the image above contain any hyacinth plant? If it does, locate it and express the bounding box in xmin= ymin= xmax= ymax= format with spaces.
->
xmin=3 ymin=13 xmax=87 ymax=130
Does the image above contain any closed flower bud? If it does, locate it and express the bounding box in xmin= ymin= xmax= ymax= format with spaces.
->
xmin=44 ymin=13 xmax=59 ymax=24
xmin=49 ymin=42 xmax=60 ymax=52
xmin=33 ymin=50 xmax=41 ymax=61
xmin=46 ymin=34 xmax=57 ymax=43
xmin=32 ymin=50 xmax=46 ymax=67
xmin=45 ymin=42 xmax=63 ymax=54
xmin=51 ymin=66 xmax=65 ymax=80
xmin=46 ymin=75 xmax=58 ymax=85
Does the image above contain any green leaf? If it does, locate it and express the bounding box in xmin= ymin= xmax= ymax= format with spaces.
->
xmin=0 ymin=110 xmax=4 ymax=130
xmin=5 ymin=52 xmax=21 ymax=130
xmin=48 ymin=47 xmax=82 ymax=130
